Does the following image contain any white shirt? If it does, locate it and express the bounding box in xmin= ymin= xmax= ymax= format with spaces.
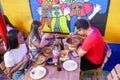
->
xmin=6 ymin=24 xmax=14 ymax=32
xmin=4 ymin=44 xmax=27 ymax=70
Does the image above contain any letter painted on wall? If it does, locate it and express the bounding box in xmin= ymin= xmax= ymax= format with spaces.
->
xmin=29 ymin=0 xmax=110 ymax=36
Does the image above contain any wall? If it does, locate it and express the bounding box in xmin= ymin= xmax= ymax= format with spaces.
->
xmin=104 ymin=0 xmax=120 ymax=43
xmin=0 ymin=0 xmax=120 ymax=43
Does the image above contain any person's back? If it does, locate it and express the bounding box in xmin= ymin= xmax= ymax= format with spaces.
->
xmin=4 ymin=30 xmax=30 ymax=80
xmin=73 ymin=19 xmax=105 ymax=71
xmin=81 ymin=27 xmax=104 ymax=65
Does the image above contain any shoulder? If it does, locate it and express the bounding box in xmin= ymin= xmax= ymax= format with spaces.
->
xmin=4 ymin=51 xmax=11 ymax=59
xmin=6 ymin=24 xmax=14 ymax=32
xmin=20 ymin=44 xmax=27 ymax=51
xmin=20 ymin=43 xmax=26 ymax=47
xmin=92 ymin=26 xmax=101 ymax=34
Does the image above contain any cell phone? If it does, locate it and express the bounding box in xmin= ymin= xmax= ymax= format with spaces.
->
xmin=71 ymin=51 xmax=79 ymax=58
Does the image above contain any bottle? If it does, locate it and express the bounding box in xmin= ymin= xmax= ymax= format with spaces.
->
xmin=57 ymin=56 xmax=61 ymax=71
xmin=60 ymin=39 xmax=64 ymax=50
xmin=53 ymin=39 xmax=60 ymax=65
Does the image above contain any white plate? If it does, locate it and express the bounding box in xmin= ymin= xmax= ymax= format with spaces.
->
xmin=63 ymin=60 xmax=78 ymax=71
xmin=30 ymin=66 xmax=46 ymax=79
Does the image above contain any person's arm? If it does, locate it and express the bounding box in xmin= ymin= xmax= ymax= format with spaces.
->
xmin=39 ymin=36 xmax=46 ymax=48
xmin=77 ymin=47 xmax=87 ymax=57
xmin=32 ymin=33 xmax=49 ymax=49
xmin=0 ymin=45 xmax=6 ymax=54
xmin=6 ymin=55 xmax=30 ymax=78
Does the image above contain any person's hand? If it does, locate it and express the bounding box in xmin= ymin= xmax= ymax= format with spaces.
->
xmin=63 ymin=7 xmax=70 ymax=16
xmin=23 ymin=55 xmax=30 ymax=63
xmin=42 ymin=33 xmax=49 ymax=39
xmin=69 ymin=32 xmax=77 ymax=37
xmin=37 ymin=6 xmax=42 ymax=15
xmin=54 ymin=33 xmax=60 ymax=38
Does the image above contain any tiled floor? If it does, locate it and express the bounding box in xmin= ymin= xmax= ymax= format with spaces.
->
xmin=0 ymin=68 xmax=109 ymax=80
xmin=82 ymin=70 xmax=110 ymax=80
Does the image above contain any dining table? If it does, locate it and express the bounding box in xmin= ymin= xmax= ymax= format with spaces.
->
xmin=23 ymin=52 xmax=80 ymax=80
xmin=23 ymin=34 xmax=82 ymax=80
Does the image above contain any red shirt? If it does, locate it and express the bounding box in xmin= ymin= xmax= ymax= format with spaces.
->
xmin=81 ymin=27 xmax=104 ymax=64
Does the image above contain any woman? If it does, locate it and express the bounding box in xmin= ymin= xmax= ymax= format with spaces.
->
xmin=4 ymin=30 xmax=30 ymax=80
xmin=27 ymin=21 xmax=49 ymax=59
xmin=8 ymin=30 xmax=25 ymax=44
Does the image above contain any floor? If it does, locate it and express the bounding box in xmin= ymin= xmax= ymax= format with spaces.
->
xmin=0 ymin=69 xmax=109 ymax=80
xmin=82 ymin=70 xmax=110 ymax=80
xmin=0 ymin=68 xmax=10 ymax=80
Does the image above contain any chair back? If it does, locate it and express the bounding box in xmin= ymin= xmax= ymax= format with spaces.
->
xmin=107 ymin=64 xmax=120 ymax=80
xmin=101 ymin=43 xmax=112 ymax=69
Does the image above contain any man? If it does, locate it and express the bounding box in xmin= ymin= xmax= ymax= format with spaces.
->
xmin=73 ymin=19 xmax=104 ymax=71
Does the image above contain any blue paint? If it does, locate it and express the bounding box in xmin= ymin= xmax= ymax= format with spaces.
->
xmin=103 ymin=43 xmax=120 ymax=71
xmin=70 ymin=15 xmax=78 ymax=32
xmin=29 ymin=0 xmax=40 ymax=21
xmin=0 ymin=2 xmax=4 ymax=14
xmin=89 ymin=0 xmax=110 ymax=14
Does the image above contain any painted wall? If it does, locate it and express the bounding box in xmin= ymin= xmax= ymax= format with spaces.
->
xmin=0 ymin=0 xmax=120 ymax=43
xmin=0 ymin=0 xmax=32 ymax=36
xmin=104 ymin=0 xmax=120 ymax=44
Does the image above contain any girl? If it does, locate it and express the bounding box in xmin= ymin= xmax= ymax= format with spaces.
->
xmin=4 ymin=30 xmax=30 ymax=80
xmin=27 ymin=21 xmax=49 ymax=59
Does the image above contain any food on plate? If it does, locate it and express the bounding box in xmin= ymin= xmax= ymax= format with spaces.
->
xmin=35 ymin=55 xmax=46 ymax=65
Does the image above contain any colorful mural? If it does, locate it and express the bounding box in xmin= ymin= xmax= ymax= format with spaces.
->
xmin=1 ymin=0 xmax=120 ymax=43
xmin=30 ymin=0 xmax=110 ymax=35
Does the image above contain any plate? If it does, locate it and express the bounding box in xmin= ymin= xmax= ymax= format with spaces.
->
xmin=63 ymin=60 xmax=78 ymax=71
xmin=30 ymin=66 xmax=46 ymax=79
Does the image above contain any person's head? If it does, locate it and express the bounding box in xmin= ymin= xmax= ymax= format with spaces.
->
xmin=30 ymin=21 xmax=42 ymax=39
xmin=8 ymin=30 xmax=24 ymax=44
xmin=74 ymin=19 xmax=90 ymax=35
xmin=6 ymin=31 xmax=19 ymax=51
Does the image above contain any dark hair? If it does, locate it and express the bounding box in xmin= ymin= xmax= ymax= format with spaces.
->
xmin=30 ymin=21 xmax=41 ymax=40
xmin=28 ymin=21 xmax=42 ymax=47
xmin=8 ymin=29 xmax=19 ymax=34
xmin=3 ymin=15 xmax=14 ymax=28
xmin=6 ymin=32 xmax=19 ymax=51
xmin=74 ymin=19 xmax=89 ymax=30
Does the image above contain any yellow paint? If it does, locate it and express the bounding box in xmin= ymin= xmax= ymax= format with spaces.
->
xmin=1 ymin=0 xmax=120 ymax=43
xmin=1 ymin=0 xmax=32 ymax=36
xmin=84 ymin=0 xmax=89 ymax=2
xmin=104 ymin=0 xmax=120 ymax=43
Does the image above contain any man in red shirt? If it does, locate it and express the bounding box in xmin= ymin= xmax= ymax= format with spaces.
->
xmin=74 ymin=19 xmax=104 ymax=71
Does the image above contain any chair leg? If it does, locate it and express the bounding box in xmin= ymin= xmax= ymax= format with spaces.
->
xmin=93 ymin=71 xmax=98 ymax=78
xmin=80 ymin=71 xmax=84 ymax=80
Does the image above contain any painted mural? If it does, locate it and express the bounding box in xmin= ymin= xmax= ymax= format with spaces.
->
xmin=2 ymin=0 xmax=120 ymax=43
xmin=29 ymin=0 xmax=110 ymax=35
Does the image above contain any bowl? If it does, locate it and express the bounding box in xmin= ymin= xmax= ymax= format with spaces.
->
xmin=42 ymin=47 xmax=52 ymax=57
xmin=66 ymin=37 xmax=83 ymax=51
xmin=35 ymin=55 xmax=46 ymax=65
